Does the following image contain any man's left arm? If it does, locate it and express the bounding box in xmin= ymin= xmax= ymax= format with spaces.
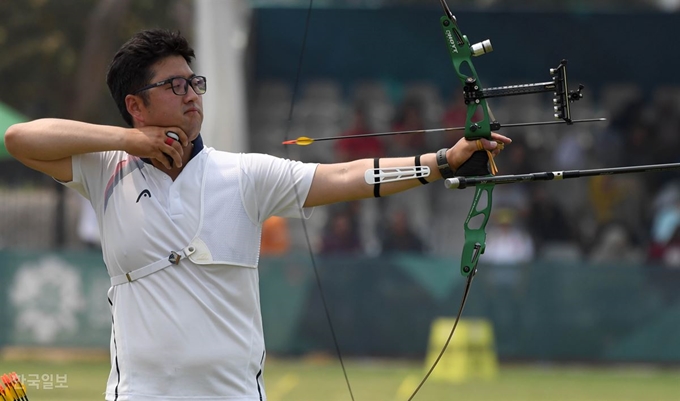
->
xmin=304 ymin=132 xmax=511 ymax=208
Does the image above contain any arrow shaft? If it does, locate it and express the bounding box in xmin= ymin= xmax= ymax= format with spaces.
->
xmin=445 ymin=162 xmax=680 ymax=189
xmin=286 ymin=118 xmax=607 ymax=145
xmin=310 ymin=126 xmax=461 ymax=143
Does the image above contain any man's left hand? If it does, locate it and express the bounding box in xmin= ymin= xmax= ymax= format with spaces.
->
xmin=447 ymin=132 xmax=512 ymax=171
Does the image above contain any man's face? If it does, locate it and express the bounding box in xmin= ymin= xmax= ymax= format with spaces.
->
xmin=136 ymin=55 xmax=204 ymax=141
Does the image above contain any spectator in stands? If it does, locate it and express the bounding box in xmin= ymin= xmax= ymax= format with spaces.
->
xmin=586 ymin=174 xmax=647 ymax=256
xmin=649 ymin=225 xmax=680 ymax=269
xmin=334 ymin=105 xmax=385 ymax=162
xmin=589 ymin=222 xmax=644 ymax=264
xmin=380 ymin=208 xmax=425 ymax=254
xmin=501 ymin=138 xmax=534 ymax=175
xmin=441 ymin=96 xmax=467 ymax=128
xmin=319 ymin=205 xmax=364 ymax=255
xmin=650 ymin=183 xmax=680 ymax=244
xmin=650 ymin=92 xmax=680 ymax=165
xmin=600 ymin=99 xmax=646 ymax=167
xmin=389 ymin=97 xmax=428 ymax=156
xmin=589 ymin=175 xmax=628 ymax=227
xmin=648 ymin=182 xmax=680 ymax=267
xmin=439 ymin=94 xmax=486 ymax=149
xmin=479 ymin=204 xmax=530 ymax=336
xmin=483 ymin=208 xmax=535 ymax=265
xmin=260 ymin=216 xmax=290 ymax=256
xmin=526 ymin=186 xmax=575 ymax=254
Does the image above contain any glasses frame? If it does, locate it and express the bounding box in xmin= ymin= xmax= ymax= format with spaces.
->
xmin=132 ymin=75 xmax=207 ymax=96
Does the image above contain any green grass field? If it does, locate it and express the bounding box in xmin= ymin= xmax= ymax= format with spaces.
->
xmin=0 ymin=358 xmax=678 ymax=401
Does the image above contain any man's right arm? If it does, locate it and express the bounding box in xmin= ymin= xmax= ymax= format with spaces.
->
xmin=4 ymin=118 xmax=187 ymax=182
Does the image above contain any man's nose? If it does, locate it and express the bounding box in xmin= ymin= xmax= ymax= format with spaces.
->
xmin=184 ymin=84 xmax=201 ymax=101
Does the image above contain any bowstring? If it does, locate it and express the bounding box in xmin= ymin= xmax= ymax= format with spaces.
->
xmin=281 ymin=1 xmax=355 ymax=400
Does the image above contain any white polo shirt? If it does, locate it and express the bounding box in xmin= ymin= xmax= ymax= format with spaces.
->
xmin=64 ymin=144 xmax=317 ymax=401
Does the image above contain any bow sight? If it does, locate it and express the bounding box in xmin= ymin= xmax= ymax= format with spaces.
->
xmin=463 ymin=60 xmax=585 ymax=129
xmin=440 ymin=0 xmax=594 ymax=137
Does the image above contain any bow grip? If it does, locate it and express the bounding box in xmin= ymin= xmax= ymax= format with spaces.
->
xmin=456 ymin=150 xmax=490 ymax=177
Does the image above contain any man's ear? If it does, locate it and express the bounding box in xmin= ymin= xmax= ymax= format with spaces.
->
xmin=125 ymin=94 xmax=145 ymax=124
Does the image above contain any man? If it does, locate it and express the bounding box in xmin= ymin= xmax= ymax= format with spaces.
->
xmin=4 ymin=29 xmax=510 ymax=401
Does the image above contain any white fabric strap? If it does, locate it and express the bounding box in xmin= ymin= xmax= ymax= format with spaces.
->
xmin=110 ymin=245 xmax=197 ymax=286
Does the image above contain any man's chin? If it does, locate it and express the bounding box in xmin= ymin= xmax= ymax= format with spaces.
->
xmin=184 ymin=119 xmax=202 ymax=139
xmin=187 ymin=129 xmax=202 ymax=142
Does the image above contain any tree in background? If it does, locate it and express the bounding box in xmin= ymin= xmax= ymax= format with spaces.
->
xmin=0 ymin=0 xmax=193 ymax=125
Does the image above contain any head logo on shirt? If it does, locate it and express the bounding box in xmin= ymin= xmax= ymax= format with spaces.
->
xmin=136 ymin=189 xmax=152 ymax=203
xmin=104 ymin=157 xmax=146 ymax=212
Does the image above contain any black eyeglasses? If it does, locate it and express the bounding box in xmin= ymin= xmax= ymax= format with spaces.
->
xmin=133 ymin=76 xmax=207 ymax=96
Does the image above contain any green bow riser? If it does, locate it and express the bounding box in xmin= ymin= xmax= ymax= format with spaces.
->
xmin=440 ymin=12 xmax=496 ymax=277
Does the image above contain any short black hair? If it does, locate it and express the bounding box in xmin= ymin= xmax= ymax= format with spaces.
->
xmin=106 ymin=29 xmax=195 ymax=127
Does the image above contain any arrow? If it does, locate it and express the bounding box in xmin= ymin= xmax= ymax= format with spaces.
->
xmin=1 ymin=373 xmax=29 ymax=400
xmin=281 ymin=118 xmax=607 ymax=146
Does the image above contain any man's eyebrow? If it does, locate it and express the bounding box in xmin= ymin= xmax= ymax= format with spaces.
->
xmin=158 ymin=73 xmax=197 ymax=81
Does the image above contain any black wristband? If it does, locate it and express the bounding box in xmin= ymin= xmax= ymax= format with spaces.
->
xmin=373 ymin=158 xmax=381 ymax=198
xmin=414 ymin=155 xmax=429 ymax=185
xmin=436 ymin=148 xmax=455 ymax=179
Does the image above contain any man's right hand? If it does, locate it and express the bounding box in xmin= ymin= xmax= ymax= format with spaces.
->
xmin=124 ymin=127 xmax=189 ymax=169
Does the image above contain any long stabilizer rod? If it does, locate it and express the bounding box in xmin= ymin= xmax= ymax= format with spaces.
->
xmin=445 ymin=162 xmax=680 ymax=189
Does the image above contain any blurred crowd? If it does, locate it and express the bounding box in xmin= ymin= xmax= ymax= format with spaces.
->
xmin=252 ymin=78 xmax=680 ymax=268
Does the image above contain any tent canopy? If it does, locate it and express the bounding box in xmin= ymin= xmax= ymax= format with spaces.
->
xmin=0 ymin=102 xmax=26 ymax=160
